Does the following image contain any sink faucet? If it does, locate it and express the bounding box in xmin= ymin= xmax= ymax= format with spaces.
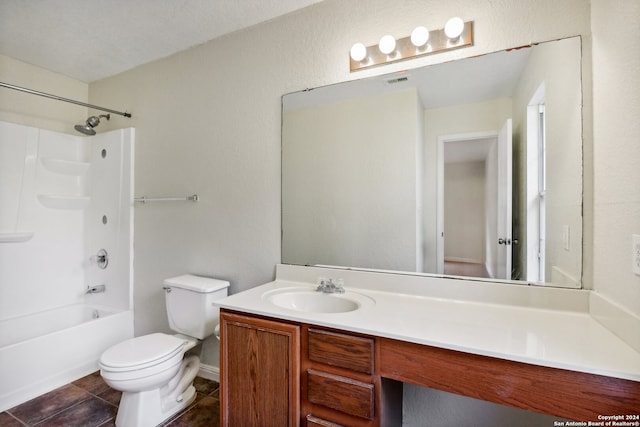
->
xmin=316 ymin=278 xmax=345 ymax=294
xmin=86 ymin=284 xmax=106 ymax=294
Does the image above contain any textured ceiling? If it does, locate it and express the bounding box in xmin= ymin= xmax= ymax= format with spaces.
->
xmin=0 ymin=0 xmax=323 ymax=83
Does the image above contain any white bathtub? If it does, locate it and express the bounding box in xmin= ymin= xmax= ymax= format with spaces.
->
xmin=0 ymin=303 xmax=133 ymax=412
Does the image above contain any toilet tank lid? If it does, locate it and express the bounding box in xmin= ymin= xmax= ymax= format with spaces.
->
xmin=163 ymin=274 xmax=230 ymax=293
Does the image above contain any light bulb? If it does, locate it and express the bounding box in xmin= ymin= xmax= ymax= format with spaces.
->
xmin=444 ymin=17 xmax=464 ymax=40
xmin=411 ymin=26 xmax=430 ymax=48
xmin=350 ymin=43 xmax=367 ymax=62
xmin=378 ymin=35 xmax=396 ymax=55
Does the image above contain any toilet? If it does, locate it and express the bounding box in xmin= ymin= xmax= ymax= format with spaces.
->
xmin=99 ymin=274 xmax=229 ymax=427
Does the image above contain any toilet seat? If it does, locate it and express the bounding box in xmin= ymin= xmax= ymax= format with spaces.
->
xmin=100 ymin=350 xmax=184 ymax=383
xmin=100 ymin=333 xmax=186 ymax=372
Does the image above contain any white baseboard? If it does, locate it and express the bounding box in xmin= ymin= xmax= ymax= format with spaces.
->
xmin=444 ymin=257 xmax=483 ymax=264
xmin=198 ymin=363 xmax=220 ymax=383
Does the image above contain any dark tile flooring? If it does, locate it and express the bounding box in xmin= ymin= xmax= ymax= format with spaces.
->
xmin=0 ymin=372 xmax=220 ymax=426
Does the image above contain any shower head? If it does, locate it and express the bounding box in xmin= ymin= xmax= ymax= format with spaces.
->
xmin=74 ymin=114 xmax=110 ymax=135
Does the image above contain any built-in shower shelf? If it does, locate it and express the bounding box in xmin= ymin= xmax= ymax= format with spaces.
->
xmin=40 ymin=158 xmax=90 ymax=176
xmin=0 ymin=232 xmax=34 ymax=243
xmin=37 ymin=194 xmax=90 ymax=210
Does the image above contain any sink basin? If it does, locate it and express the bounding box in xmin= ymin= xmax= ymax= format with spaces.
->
xmin=263 ymin=287 xmax=374 ymax=313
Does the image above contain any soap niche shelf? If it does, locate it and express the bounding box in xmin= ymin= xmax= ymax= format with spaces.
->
xmin=0 ymin=231 xmax=35 ymax=243
xmin=37 ymin=194 xmax=90 ymax=210
xmin=40 ymin=158 xmax=90 ymax=176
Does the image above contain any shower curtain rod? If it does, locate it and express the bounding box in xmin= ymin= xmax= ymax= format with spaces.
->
xmin=0 ymin=81 xmax=132 ymax=118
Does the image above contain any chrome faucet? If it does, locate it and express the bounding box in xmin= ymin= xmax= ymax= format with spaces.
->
xmin=86 ymin=284 xmax=106 ymax=294
xmin=316 ymin=278 xmax=345 ymax=294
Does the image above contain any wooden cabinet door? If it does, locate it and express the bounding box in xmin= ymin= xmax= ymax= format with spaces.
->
xmin=220 ymin=310 xmax=300 ymax=427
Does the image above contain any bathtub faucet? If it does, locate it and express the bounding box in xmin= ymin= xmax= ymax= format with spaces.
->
xmin=86 ymin=284 xmax=106 ymax=294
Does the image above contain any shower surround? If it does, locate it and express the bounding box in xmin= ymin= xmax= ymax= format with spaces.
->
xmin=0 ymin=120 xmax=134 ymax=411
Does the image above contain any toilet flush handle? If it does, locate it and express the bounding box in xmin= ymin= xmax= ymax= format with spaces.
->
xmin=163 ymin=286 xmax=172 ymax=293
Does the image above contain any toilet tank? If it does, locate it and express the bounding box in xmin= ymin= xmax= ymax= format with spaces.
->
xmin=163 ymin=274 xmax=230 ymax=340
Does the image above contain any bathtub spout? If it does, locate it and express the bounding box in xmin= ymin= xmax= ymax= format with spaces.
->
xmin=86 ymin=284 xmax=106 ymax=294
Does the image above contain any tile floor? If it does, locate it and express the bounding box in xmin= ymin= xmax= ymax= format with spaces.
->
xmin=0 ymin=372 xmax=220 ymax=426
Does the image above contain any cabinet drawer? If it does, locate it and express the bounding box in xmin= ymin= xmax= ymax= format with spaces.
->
xmin=308 ymin=328 xmax=374 ymax=374
xmin=307 ymin=369 xmax=374 ymax=420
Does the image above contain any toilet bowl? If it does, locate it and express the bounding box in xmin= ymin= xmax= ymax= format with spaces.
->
xmin=100 ymin=333 xmax=190 ymax=392
xmin=99 ymin=275 xmax=229 ymax=427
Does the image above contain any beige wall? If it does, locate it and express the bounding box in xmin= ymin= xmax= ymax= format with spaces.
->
xmin=591 ymin=0 xmax=640 ymax=314
xmin=0 ymin=54 xmax=88 ymax=132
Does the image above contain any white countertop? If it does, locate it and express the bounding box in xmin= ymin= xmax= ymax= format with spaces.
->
xmin=216 ymin=276 xmax=640 ymax=382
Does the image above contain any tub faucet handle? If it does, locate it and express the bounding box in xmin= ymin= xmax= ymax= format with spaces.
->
xmin=91 ymin=249 xmax=109 ymax=269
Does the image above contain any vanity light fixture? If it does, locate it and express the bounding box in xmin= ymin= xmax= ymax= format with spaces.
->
xmin=350 ymin=42 xmax=367 ymax=62
xmin=444 ymin=17 xmax=465 ymax=41
xmin=410 ymin=26 xmax=430 ymax=48
xmin=378 ymin=35 xmax=397 ymax=55
xmin=350 ymin=19 xmax=474 ymax=72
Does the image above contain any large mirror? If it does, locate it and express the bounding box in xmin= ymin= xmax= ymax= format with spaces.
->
xmin=282 ymin=37 xmax=583 ymax=288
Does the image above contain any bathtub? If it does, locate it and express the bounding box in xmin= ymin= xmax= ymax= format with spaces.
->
xmin=0 ymin=303 xmax=133 ymax=412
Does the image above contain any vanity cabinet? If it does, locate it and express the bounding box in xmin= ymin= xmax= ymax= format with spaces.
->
xmin=220 ymin=308 xmax=640 ymax=425
xmin=220 ymin=311 xmax=300 ymax=427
